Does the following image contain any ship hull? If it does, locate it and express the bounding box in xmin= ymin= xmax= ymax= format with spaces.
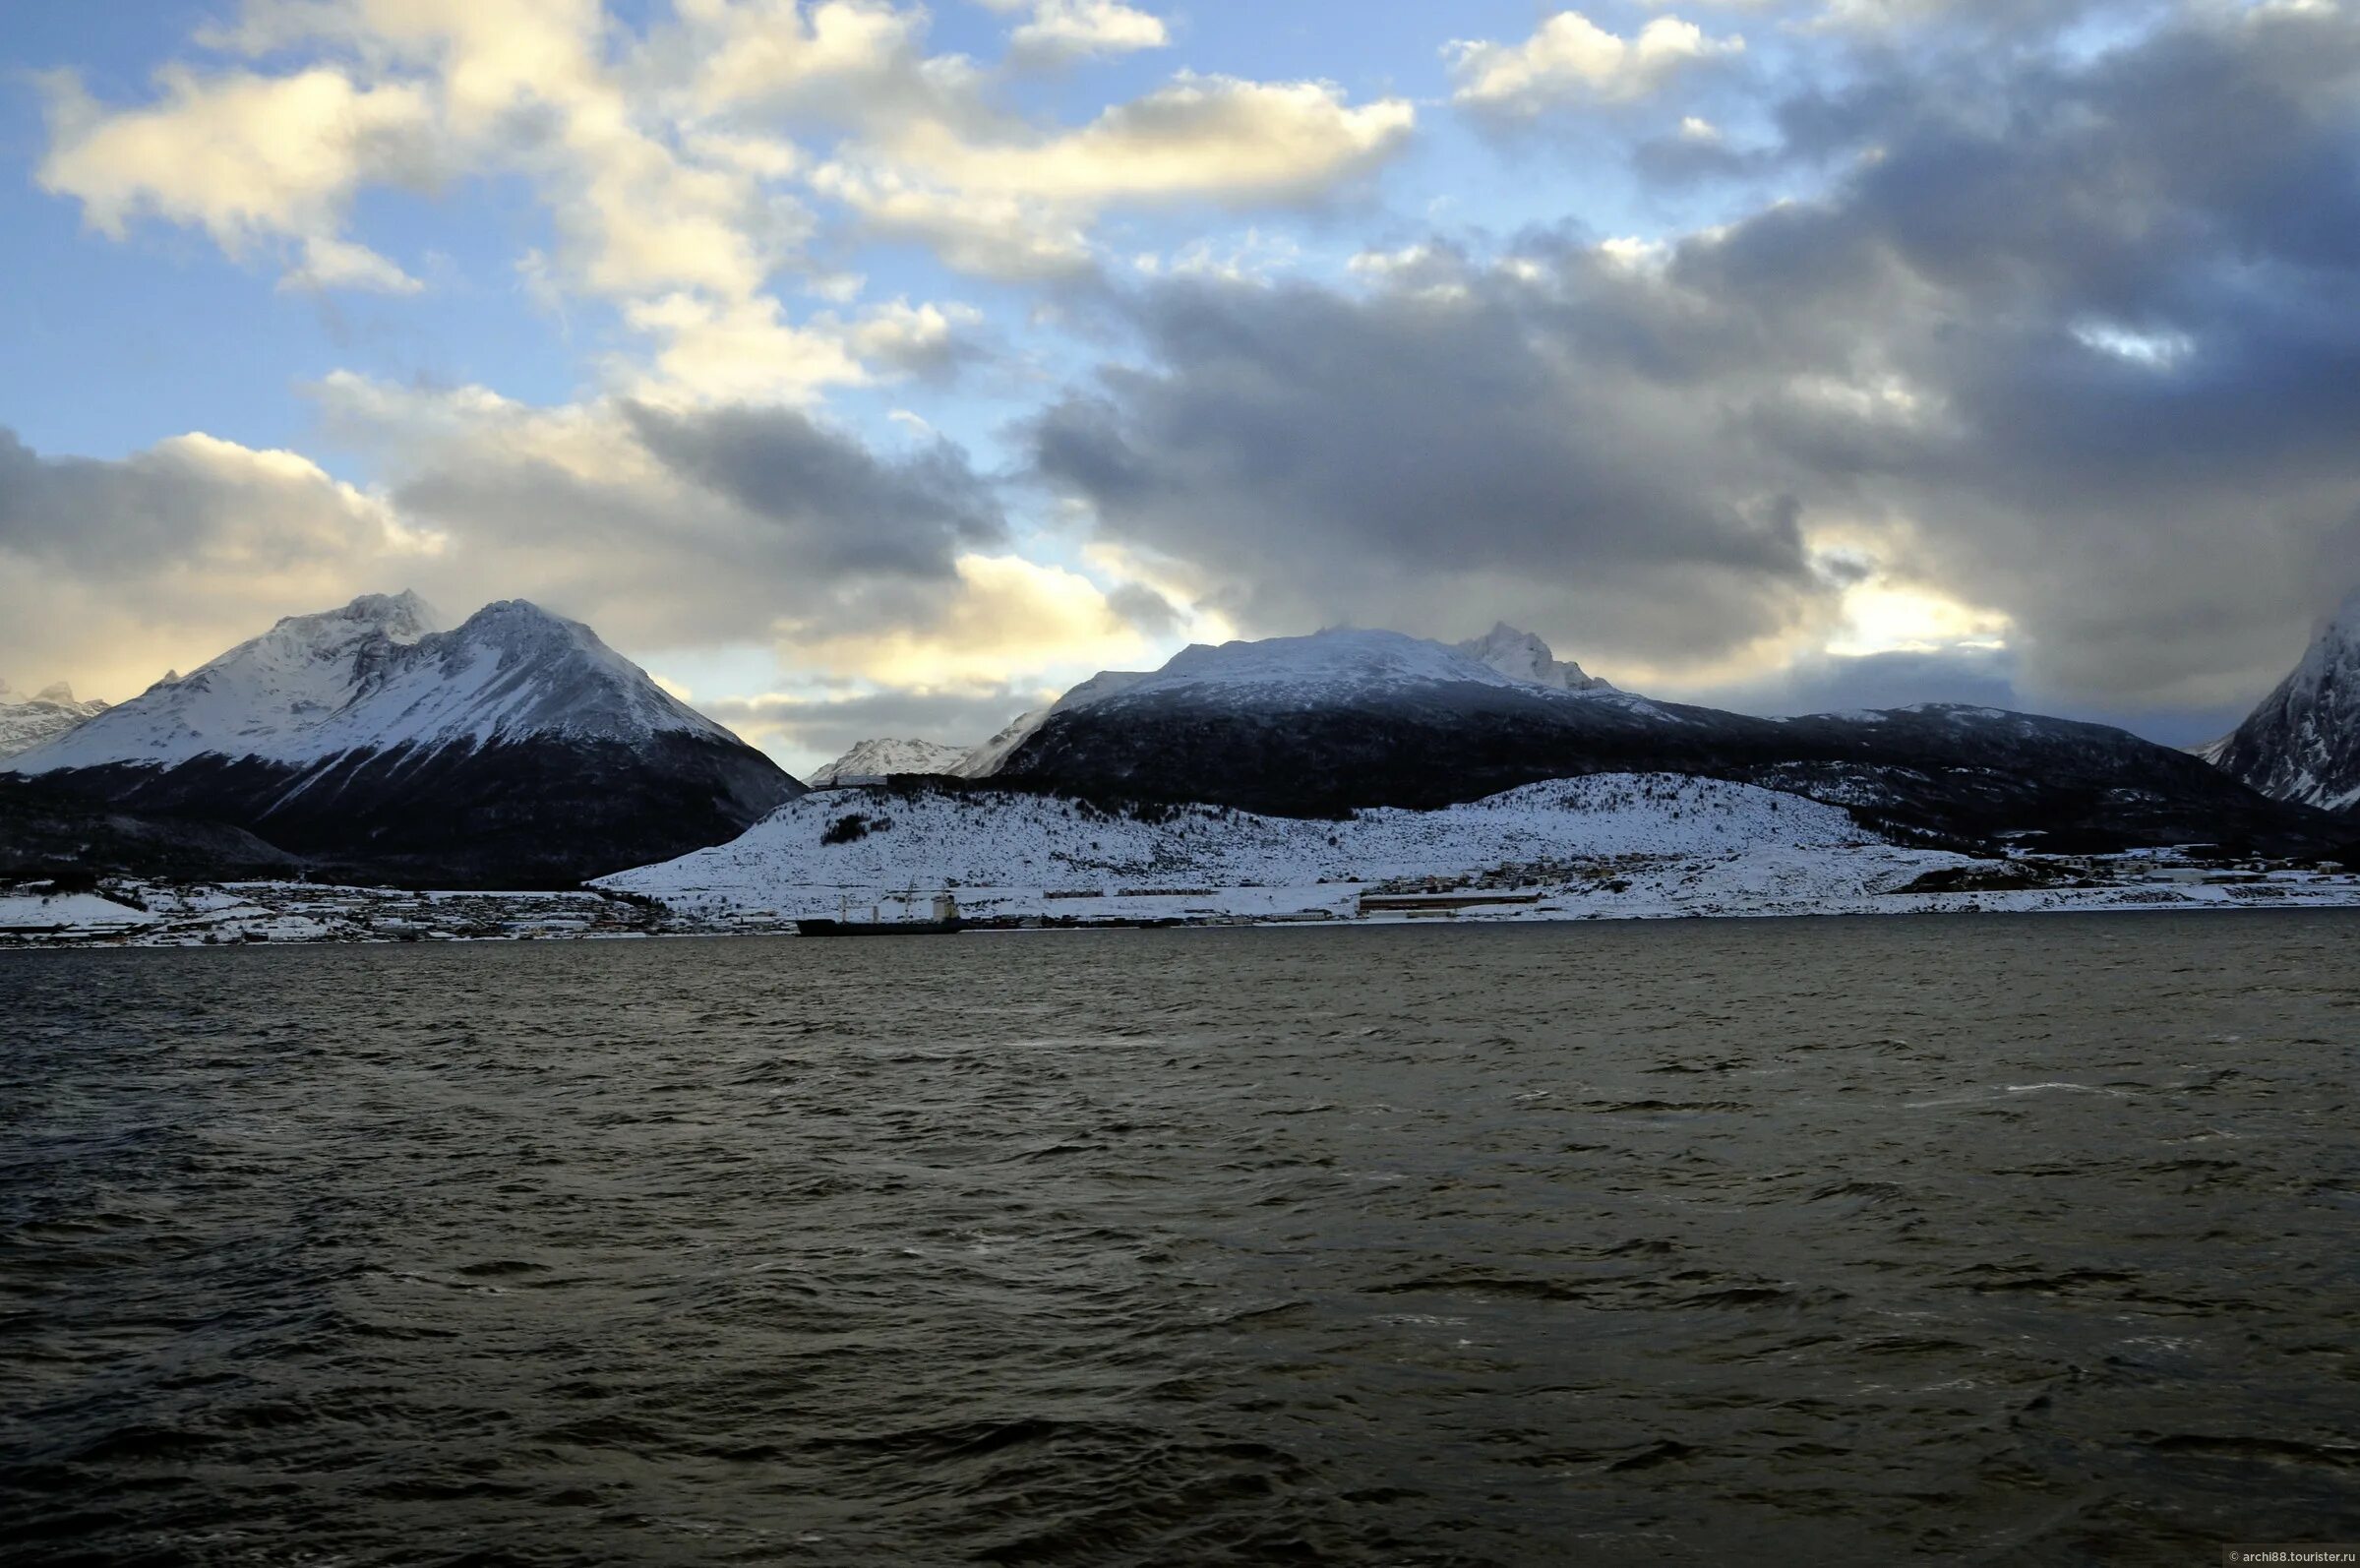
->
xmin=794 ymin=918 xmax=966 ymax=936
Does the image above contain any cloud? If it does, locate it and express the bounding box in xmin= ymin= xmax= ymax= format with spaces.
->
xmin=882 ymin=73 xmax=1412 ymax=203
xmin=48 ymin=1 xmax=811 ymax=311
xmin=50 ymin=0 xmax=1407 ymax=383
xmin=345 ymin=384 xmax=1007 ymax=652
xmin=1447 ymin=12 xmax=1745 ymax=117
xmin=282 ymin=235 xmax=426 ymax=294
xmin=615 ymin=401 xmax=1005 ymax=583
xmin=820 ymin=72 xmax=1414 ymax=277
xmin=0 ymin=426 xmax=438 ymax=696
xmin=1030 ymin=1 xmax=2360 ymax=718
xmin=775 ymin=551 xmax=1156 ymax=684
xmin=1676 ymin=644 xmax=2025 ymax=716
xmin=0 ymin=380 xmax=1021 ymax=698
xmin=998 ymin=0 xmax=1171 ymax=64
xmin=700 ymin=683 xmax=1043 ymax=764
xmin=37 ymin=64 xmax=440 ymax=289
xmin=1028 ymin=258 xmax=1829 ymax=668
xmin=668 ymin=0 xmax=933 ymax=114
xmin=812 ymin=167 xmax=1098 ymax=279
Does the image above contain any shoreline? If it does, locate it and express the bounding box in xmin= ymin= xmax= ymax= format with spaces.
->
xmin=8 ymin=864 xmax=2360 ymax=950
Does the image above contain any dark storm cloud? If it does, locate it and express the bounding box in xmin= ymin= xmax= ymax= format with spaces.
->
xmin=1689 ymin=641 xmax=2258 ymax=753
xmin=1030 ymin=2 xmax=2360 ymax=720
xmin=1104 ymin=579 xmax=1180 ymax=637
xmin=364 ymin=397 xmax=1012 ymax=652
xmin=620 ymin=402 xmax=1005 ymax=579
xmin=1028 ymin=260 xmax=1827 ymax=664
xmin=1683 ymin=646 xmax=2025 ymax=719
xmin=1629 ymin=131 xmax=1775 ymax=188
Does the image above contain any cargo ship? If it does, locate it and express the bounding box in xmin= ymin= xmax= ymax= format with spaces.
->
xmin=796 ymin=891 xmax=965 ymax=936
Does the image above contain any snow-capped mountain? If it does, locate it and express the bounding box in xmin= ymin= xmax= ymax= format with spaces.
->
xmin=942 ymin=625 xmax=1605 ymax=781
xmin=1081 ymin=627 xmax=1643 ymax=710
xmin=7 ymin=592 xmax=800 ymax=886
xmin=1457 ymin=623 xmax=1617 ymax=693
xmin=0 ymin=680 xmax=109 ymax=761
xmin=808 ymin=737 xmax=973 ymax=787
xmin=2205 ymin=592 xmax=2360 ymax=812
xmin=992 ymin=627 xmax=2330 ymax=852
xmin=13 ymin=591 xmax=737 ymax=770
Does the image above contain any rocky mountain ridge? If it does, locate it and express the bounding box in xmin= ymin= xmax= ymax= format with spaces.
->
xmin=2205 ymin=592 xmax=2360 ymax=813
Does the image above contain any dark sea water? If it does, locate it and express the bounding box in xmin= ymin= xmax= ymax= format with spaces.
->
xmin=4 ymin=913 xmax=2358 ymax=1567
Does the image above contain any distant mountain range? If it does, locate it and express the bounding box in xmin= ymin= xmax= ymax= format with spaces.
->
xmin=3 ymin=592 xmax=797 ymax=886
xmin=9 ymin=596 xmax=2358 ymax=891
xmin=990 ymin=628 xmax=2328 ymax=853
xmin=0 ymin=680 xmax=109 ymax=761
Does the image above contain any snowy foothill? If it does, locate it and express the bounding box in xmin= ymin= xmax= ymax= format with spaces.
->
xmin=0 ymin=888 xmax=165 ymax=935
xmin=590 ymin=772 xmax=2360 ymax=930
xmin=599 ymin=774 xmax=1875 ymax=918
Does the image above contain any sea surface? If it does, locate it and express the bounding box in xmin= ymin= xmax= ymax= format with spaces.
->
xmin=3 ymin=913 xmax=2358 ymax=1566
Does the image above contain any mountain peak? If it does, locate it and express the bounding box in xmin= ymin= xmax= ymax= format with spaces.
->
xmin=2207 ymin=588 xmax=2360 ymax=810
xmin=1456 ymin=623 xmax=1616 ymax=693
xmin=2316 ymin=588 xmax=2360 ymax=649
xmin=454 ymin=598 xmax=590 ymax=648
xmin=282 ymin=589 xmax=441 ymax=643
xmin=810 ymin=737 xmax=973 ymax=787
xmin=1147 ymin=628 xmax=1528 ymax=698
xmin=0 ymin=677 xmax=111 ymax=761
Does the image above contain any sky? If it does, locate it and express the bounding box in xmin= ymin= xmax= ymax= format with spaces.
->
xmin=1 ymin=0 xmax=2356 ymax=776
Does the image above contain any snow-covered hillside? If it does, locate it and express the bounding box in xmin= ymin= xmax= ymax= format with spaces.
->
xmin=598 ymin=773 xmax=1885 ymax=918
xmin=2207 ymin=591 xmax=2360 ymax=811
xmin=0 ymin=681 xmax=109 ymax=761
xmin=7 ymin=592 xmax=744 ymax=775
xmin=809 ymin=737 xmax=973 ymax=786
